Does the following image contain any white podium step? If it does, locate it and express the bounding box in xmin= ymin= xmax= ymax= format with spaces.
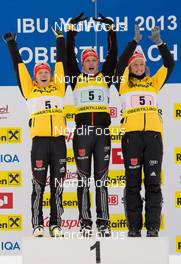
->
xmin=22 ymin=236 xmax=169 ymax=264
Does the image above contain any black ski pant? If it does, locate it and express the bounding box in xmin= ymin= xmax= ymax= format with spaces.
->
xmin=31 ymin=136 xmax=66 ymax=228
xmin=73 ymin=125 xmax=111 ymax=227
xmin=122 ymin=131 xmax=163 ymax=230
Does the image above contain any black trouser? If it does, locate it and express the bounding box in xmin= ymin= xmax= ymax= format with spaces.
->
xmin=122 ymin=131 xmax=163 ymax=230
xmin=73 ymin=125 xmax=111 ymax=227
xmin=31 ymin=136 xmax=66 ymax=228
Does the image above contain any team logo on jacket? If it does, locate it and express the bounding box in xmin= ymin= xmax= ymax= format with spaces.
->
xmin=130 ymin=158 xmax=138 ymax=166
xmin=33 ymin=85 xmax=57 ymax=94
xmin=78 ymin=149 xmax=86 ymax=157
xmin=35 ymin=160 xmax=43 ymax=168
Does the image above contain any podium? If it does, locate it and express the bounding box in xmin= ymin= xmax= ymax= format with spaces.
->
xmin=22 ymin=235 xmax=169 ymax=264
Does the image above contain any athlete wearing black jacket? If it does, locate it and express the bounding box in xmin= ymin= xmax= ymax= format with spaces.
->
xmin=66 ymin=13 xmax=117 ymax=236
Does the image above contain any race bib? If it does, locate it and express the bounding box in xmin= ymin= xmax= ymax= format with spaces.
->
xmin=131 ymin=95 xmax=154 ymax=107
xmin=27 ymin=96 xmax=64 ymax=115
xmin=80 ymin=89 xmax=105 ymax=103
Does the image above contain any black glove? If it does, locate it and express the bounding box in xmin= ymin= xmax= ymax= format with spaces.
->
xmin=69 ymin=12 xmax=88 ymax=25
xmin=51 ymin=27 xmax=64 ymax=38
xmin=133 ymin=25 xmax=142 ymax=43
xmin=93 ymin=13 xmax=114 ymax=26
xmin=3 ymin=32 xmax=16 ymax=43
xmin=148 ymin=26 xmax=163 ymax=45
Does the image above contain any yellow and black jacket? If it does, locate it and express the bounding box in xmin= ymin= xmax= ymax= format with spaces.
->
xmin=7 ymin=37 xmax=67 ymax=138
xmin=114 ymin=40 xmax=175 ymax=133
xmin=66 ymin=26 xmax=117 ymax=126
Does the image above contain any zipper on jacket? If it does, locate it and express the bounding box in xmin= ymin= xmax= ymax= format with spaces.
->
xmin=91 ymin=112 xmax=94 ymax=126
xmin=50 ymin=115 xmax=53 ymax=136
xmin=143 ymin=113 xmax=146 ymax=131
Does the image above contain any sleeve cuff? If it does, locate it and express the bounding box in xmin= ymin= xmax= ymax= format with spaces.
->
xmin=107 ymin=24 xmax=115 ymax=31
xmin=66 ymin=24 xmax=77 ymax=31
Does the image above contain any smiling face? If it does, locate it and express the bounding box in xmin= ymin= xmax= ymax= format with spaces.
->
xmin=129 ymin=58 xmax=146 ymax=76
xmin=35 ymin=69 xmax=51 ymax=87
xmin=82 ymin=56 xmax=99 ymax=75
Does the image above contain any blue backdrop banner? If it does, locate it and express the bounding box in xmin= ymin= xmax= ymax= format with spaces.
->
xmin=0 ymin=0 xmax=180 ymax=85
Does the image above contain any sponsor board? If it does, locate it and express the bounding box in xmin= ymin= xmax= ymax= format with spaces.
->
xmin=176 ymin=236 xmax=181 ymax=252
xmin=0 ymin=241 xmax=20 ymax=251
xmin=109 ymin=107 xmax=117 ymax=118
xmin=175 ymin=148 xmax=181 ymax=164
xmin=108 ymin=170 xmax=125 ymax=187
xmin=174 ymin=104 xmax=181 ymax=120
xmin=0 ymin=215 xmax=22 ymax=231
xmin=0 ymin=105 xmax=9 ymax=120
xmin=65 ymin=170 xmax=77 ymax=180
xmin=108 ymin=195 xmax=118 ymax=205
xmin=175 ymin=191 xmax=181 ymax=208
xmin=45 ymin=171 xmax=78 ymax=186
xmin=0 ymin=193 xmax=13 ymax=209
xmin=66 ymin=131 xmax=74 ymax=142
xmin=112 ymin=148 xmax=124 ymax=164
xmin=64 ymin=105 xmax=77 ymax=122
xmin=109 ymin=126 xmax=123 ymax=142
xmin=43 ymin=216 xmax=80 ymax=229
xmin=0 ymin=154 xmax=20 ymax=164
xmin=66 ymin=149 xmax=75 ymax=165
xmin=0 ymin=171 xmax=22 ymax=187
xmin=109 ymin=214 xmax=165 ymax=230
xmin=43 ymin=192 xmax=93 ymax=208
xmin=0 ymin=128 xmax=22 ymax=143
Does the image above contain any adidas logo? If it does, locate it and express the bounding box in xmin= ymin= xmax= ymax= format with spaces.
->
xmin=59 ymin=167 xmax=65 ymax=172
xmin=104 ymin=154 xmax=110 ymax=160
xmin=150 ymin=171 xmax=156 ymax=177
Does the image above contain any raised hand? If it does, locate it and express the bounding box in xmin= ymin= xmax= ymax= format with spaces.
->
xmin=148 ymin=26 xmax=163 ymax=45
xmin=133 ymin=25 xmax=142 ymax=43
xmin=51 ymin=27 xmax=64 ymax=38
xmin=3 ymin=32 xmax=16 ymax=43
xmin=93 ymin=13 xmax=114 ymax=26
xmin=69 ymin=12 xmax=88 ymax=25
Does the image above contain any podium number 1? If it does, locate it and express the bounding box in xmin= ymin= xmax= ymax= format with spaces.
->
xmin=90 ymin=241 xmax=101 ymax=263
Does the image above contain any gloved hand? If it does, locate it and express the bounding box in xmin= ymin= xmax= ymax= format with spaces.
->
xmin=133 ymin=25 xmax=142 ymax=43
xmin=51 ymin=27 xmax=64 ymax=38
xmin=69 ymin=12 xmax=88 ymax=25
xmin=3 ymin=32 xmax=16 ymax=43
xmin=148 ymin=26 xmax=163 ymax=45
xmin=93 ymin=13 xmax=114 ymax=26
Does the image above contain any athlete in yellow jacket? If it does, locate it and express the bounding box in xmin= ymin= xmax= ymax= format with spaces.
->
xmin=3 ymin=28 xmax=67 ymax=238
xmin=114 ymin=25 xmax=174 ymax=237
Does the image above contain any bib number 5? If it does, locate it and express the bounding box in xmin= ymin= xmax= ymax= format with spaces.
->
xmin=89 ymin=91 xmax=95 ymax=100
xmin=131 ymin=95 xmax=154 ymax=107
xmin=81 ymin=90 xmax=104 ymax=103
